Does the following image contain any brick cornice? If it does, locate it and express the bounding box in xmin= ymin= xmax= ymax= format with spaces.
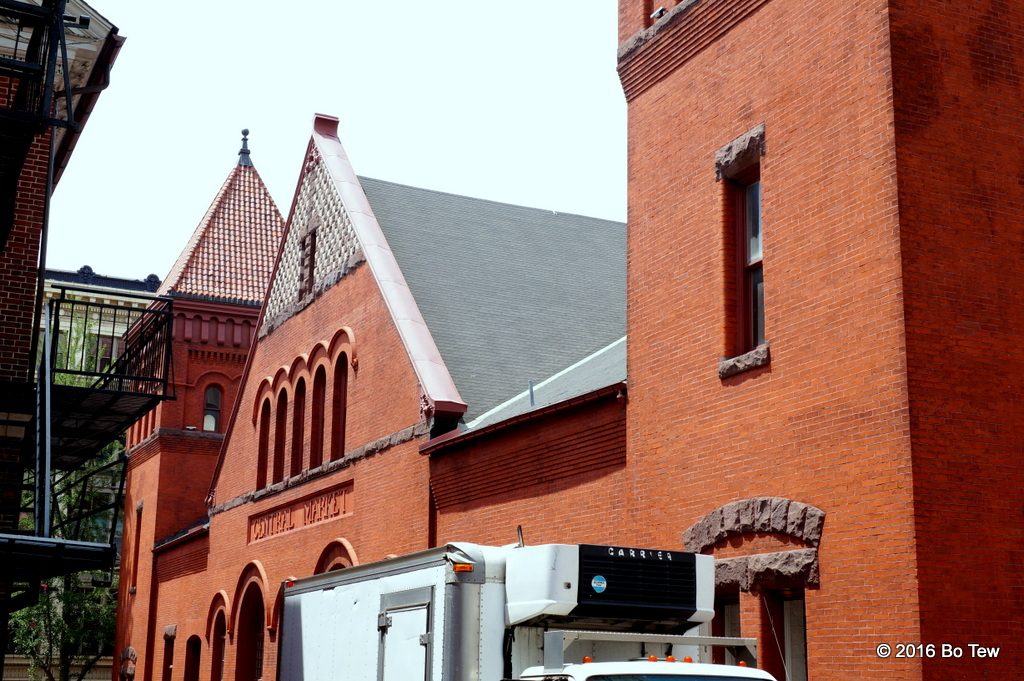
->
xmin=617 ymin=0 xmax=773 ymax=101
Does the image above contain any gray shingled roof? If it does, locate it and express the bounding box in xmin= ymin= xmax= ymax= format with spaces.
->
xmin=359 ymin=177 xmax=625 ymax=424
xmin=466 ymin=336 xmax=626 ymax=431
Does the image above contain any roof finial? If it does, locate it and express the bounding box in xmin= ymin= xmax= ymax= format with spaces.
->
xmin=238 ymin=128 xmax=253 ymax=167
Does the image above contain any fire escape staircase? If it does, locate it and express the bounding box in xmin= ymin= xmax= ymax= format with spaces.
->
xmin=0 ymin=287 xmax=175 ymax=587
xmin=0 ymin=0 xmax=81 ymax=251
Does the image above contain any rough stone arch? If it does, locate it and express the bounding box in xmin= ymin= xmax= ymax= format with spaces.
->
xmin=683 ymin=496 xmax=825 ymax=591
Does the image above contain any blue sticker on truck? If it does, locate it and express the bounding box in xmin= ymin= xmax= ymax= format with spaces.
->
xmin=591 ymin=575 xmax=607 ymax=593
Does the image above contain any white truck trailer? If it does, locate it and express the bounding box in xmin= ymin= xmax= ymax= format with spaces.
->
xmin=278 ymin=543 xmax=775 ymax=681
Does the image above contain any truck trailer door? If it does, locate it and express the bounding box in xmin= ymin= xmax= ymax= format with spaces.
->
xmin=378 ymin=587 xmax=434 ymax=681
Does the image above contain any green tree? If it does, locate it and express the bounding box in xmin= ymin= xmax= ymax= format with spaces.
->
xmin=9 ymin=573 xmax=116 ymax=681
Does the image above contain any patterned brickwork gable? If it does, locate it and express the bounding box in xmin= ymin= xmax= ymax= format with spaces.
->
xmin=261 ymin=144 xmax=364 ymax=336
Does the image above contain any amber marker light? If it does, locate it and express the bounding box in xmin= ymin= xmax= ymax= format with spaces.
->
xmin=737 ymin=661 xmax=748 ymax=667
xmin=682 ymin=656 xmax=693 ymax=663
xmin=666 ymin=655 xmax=676 ymax=663
xmin=648 ymin=655 xmax=658 ymax=662
xmin=452 ymin=563 xmax=474 ymax=572
xmin=582 ymin=656 xmax=593 ymax=664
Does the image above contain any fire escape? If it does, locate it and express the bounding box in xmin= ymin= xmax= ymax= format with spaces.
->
xmin=0 ymin=0 xmax=168 ymax=640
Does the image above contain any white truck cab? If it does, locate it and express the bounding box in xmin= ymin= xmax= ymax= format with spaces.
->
xmin=520 ymin=660 xmax=775 ymax=680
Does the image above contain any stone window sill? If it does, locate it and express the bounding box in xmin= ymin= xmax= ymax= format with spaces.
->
xmin=718 ymin=343 xmax=770 ymax=379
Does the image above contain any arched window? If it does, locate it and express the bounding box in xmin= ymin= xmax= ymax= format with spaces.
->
xmin=211 ymin=611 xmax=226 ymax=681
xmin=183 ymin=635 xmax=201 ymax=681
xmin=235 ymin=584 xmax=265 ymax=681
xmin=291 ymin=379 xmax=306 ymax=477
xmin=203 ymin=385 xmax=222 ymax=432
xmin=256 ymin=399 xmax=270 ymax=488
xmin=310 ymin=367 xmax=326 ymax=469
xmin=273 ymin=391 xmax=287 ymax=484
xmin=330 ymin=355 xmax=348 ymax=462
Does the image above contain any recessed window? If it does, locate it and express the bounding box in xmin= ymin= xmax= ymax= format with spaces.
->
xmin=273 ymin=391 xmax=288 ymax=483
xmin=310 ymin=367 xmax=326 ymax=469
xmin=331 ymin=355 xmax=348 ymax=462
xmin=291 ymin=379 xmax=306 ymax=477
xmin=257 ymin=399 xmax=271 ymax=488
xmin=732 ymin=173 xmax=764 ymax=353
xmin=298 ymin=216 xmax=320 ymax=300
xmin=716 ymin=123 xmax=768 ymax=371
xmin=203 ymin=385 xmax=222 ymax=432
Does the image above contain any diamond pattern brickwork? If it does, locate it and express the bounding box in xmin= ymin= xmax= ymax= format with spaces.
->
xmin=261 ymin=147 xmax=364 ymax=336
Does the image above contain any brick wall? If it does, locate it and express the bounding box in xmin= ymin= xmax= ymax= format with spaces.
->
xmin=890 ymin=0 xmax=1024 ymax=672
xmin=619 ymin=0 xmax=923 ymax=678
xmin=431 ymin=394 xmax=629 ymax=547
xmin=0 ymin=128 xmax=50 ymax=382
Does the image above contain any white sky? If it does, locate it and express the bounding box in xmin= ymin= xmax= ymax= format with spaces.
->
xmin=46 ymin=1 xmax=627 ymax=280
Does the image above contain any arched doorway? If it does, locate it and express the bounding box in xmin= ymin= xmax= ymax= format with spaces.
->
xmin=235 ymin=584 xmax=265 ymax=681
xmin=182 ymin=635 xmax=201 ymax=681
xmin=211 ymin=611 xmax=226 ymax=681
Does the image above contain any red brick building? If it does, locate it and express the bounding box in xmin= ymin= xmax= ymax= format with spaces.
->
xmin=116 ymin=134 xmax=285 ymax=681
xmin=617 ymin=0 xmax=1023 ymax=679
xmin=116 ymin=2 xmax=1023 ymax=679
xmin=114 ymin=116 xmax=626 ymax=681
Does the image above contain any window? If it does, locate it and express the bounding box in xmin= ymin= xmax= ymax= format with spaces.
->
xmin=716 ymin=123 xmax=768 ymax=375
xmin=183 ymin=635 xmax=201 ymax=681
xmin=782 ymin=592 xmax=808 ymax=681
xmin=331 ymin=355 xmax=348 ymax=461
xmin=273 ymin=391 xmax=288 ymax=483
xmin=257 ymin=399 xmax=271 ymax=488
xmin=298 ymin=216 xmax=320 ymax=300
xmin=203 ymin=385 xmax=222 ymax=432
xmin=761 ymin=589 xmax=807 ymax=681
xmin=310 ymin=367 xmax=326 ymax=469
xmin=161 ymin=633 xmax=174 ymax=681
xmin=732 ymin=173 xmax=764 ymax=353
xmin=291 ymin=379 xmax=306 ymax=477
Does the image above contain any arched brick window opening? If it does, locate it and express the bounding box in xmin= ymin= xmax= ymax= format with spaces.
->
xmin=310 ymin=367 xmax=326 ymax=469
xmin=182 ymin=635 xmax=201 ymax=681
xmin=235 ymin=583 xmax=265 ymax=681
xmin=330 ymin=354 xmax=348 ymax=461
xmin=256 ymin=399 xmax=270 ymax=488
xmin=272 ymin=391 xmax=287 ymax=484
xmin=211 ymin=611 xmax=226 ymax=681
xmin=291 ymin=379 xmax=306 ymax=477
xmin=203 ymin=385 xmax=223 ymax=432
xmin=314 ymin=538 xmax=358 ymax=575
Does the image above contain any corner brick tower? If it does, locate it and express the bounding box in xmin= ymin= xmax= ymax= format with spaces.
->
xmin=617 ymin=1 xmax=1023 ymax=679
xmin=116 ymin=132 xmax=284 ymax=681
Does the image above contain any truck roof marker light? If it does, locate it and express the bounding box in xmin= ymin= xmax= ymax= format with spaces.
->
xmin=682 ymin=656 xmax=693 ymax=663
xmin=666 ymin=655 xmax=676 ymax=663
xmin=285 ymin=580 xmax=295 ymax=587
xmin=737 ymin=660 xmax=748 ymax=667
xmin=582 ymin=656 xmax=593 ymax=664
xmin=648 ymin=655 xmax=658 ymax=662
xmin=452 ymin=563 xmax=474 ymax=573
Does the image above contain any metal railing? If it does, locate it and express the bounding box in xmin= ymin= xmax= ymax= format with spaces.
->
xmin=48 ymin=286 xmax=174 ymax=397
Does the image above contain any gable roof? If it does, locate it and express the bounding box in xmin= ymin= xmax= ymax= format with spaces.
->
xmin=358 ymin=178 xmax=625 ymax=423
xmin=158 ymin=136 xmax=285 ymax=306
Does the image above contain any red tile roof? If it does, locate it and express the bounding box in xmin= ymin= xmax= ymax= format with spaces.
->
xmin=159 ymin=162 xmax=284 ymax=306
